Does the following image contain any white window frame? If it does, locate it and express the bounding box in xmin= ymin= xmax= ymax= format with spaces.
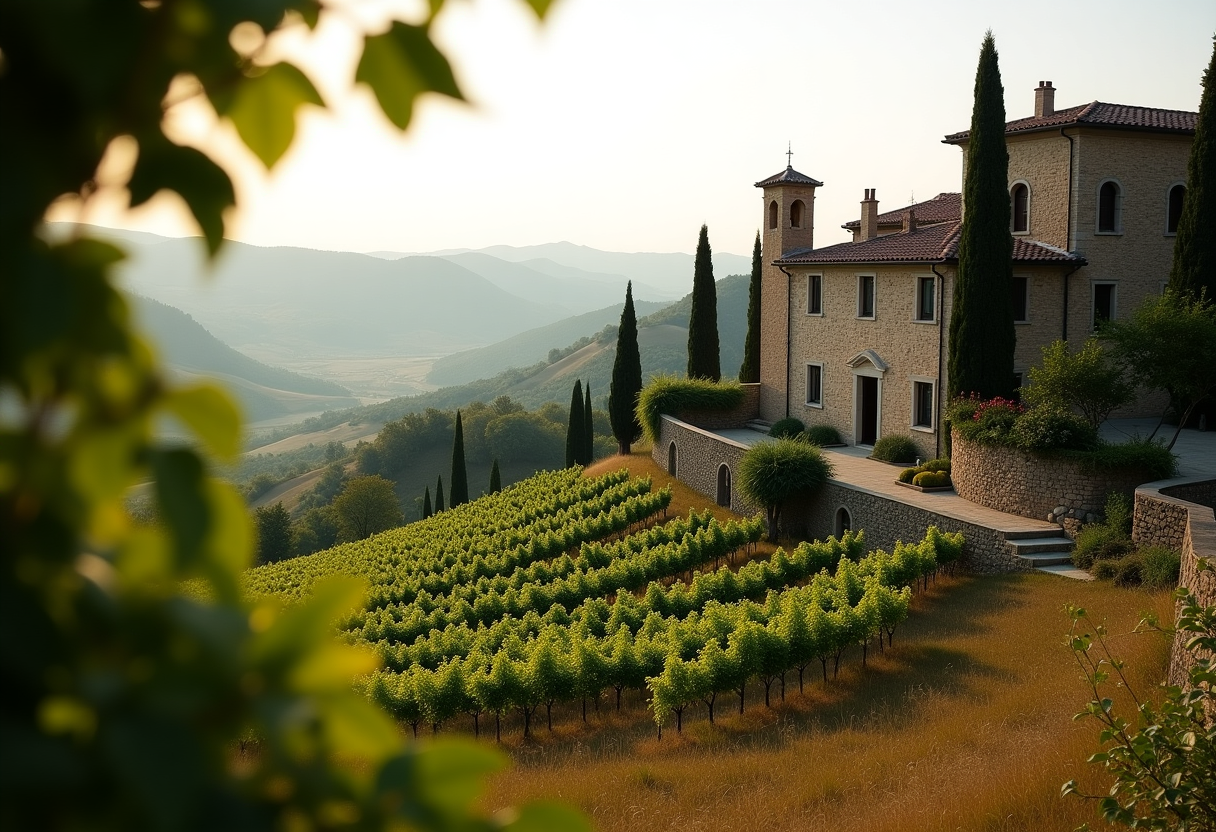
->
xmin=1096 ymin=178 xmax=1124 ymax=235
xmin=806 ymin=273 xmax=823 ymax=316
xmin=1012 ymin=275 xmax=1030 ymax=324
xmin=909 ymin=376 xmax=936 ymax=433
xmin=1165 ymin=182 xmax=1186 ymax=236
xmin=1092 ymin=281 xmax=1117 ymax=331
xmin=913 ymin=275 xmax=936 ymax=323
xmin=805 ymin=362 xmax=824 ymax=408
xmin=856 ymin=273 xmax=876 ymax=320
xmin=1010 ymin=180 xmax=1031 ymax=235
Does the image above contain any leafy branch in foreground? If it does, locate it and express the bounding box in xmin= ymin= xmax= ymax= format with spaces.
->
xmin=1062 ymin=561 xmax=1216 ymax=831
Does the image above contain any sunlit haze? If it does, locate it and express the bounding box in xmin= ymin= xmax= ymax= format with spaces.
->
xmin=53 ymin=0 xmax=1215 ymax=257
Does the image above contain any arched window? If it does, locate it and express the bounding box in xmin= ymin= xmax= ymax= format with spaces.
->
xmin=667 ymin=441 xmax=677 ymax=476
xmin=834 ymin=507 xmax=851 ymax=539
xmin=768 ymin=200 xmax=779 ymax=230
xmin=1098 ymin=181 xmax=1122 ymax=233
xmin=1010 ymin=183 xmax=1029 ymax=233
xmin=1167 ymin=184 xmax=1186 ymax=234
xmin=716 ymin=464 xmax=732 ymax=507
xmin=790 ymin=199 xmax=805 ymax=229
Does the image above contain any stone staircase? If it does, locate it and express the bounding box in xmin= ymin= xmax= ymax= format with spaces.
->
xmin=745 ymin=419 xmax=773 ymax=435
xmin=1005 ymin=530 xmax=1092 ymax=580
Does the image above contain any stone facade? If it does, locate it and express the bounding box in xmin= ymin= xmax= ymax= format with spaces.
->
xmin=950 ymin=431 xmax=1150 ymax=535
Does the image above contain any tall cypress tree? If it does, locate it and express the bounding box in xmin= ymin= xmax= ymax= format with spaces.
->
xmin=422 ymin=486 xmax=432 ymax=519
xmin=739 ymin=230 xmax=762 ymax=382
xmin=687 ymin=224 xmax=721 ymax=381
xmin=609 ymin=281 xmax=644 ymax=456
xmin=489 ymin=459 xmax=501 ymax=494
xmin=435 ymin=475 xmax=445 ymax=512
xmin=1170 ymin=37 xmax=1216 ymax=301
xmin=948 ymin=31 xmax=1016 ymax=401
xmin=449 ymin=410 xmax=469 ymax=507
xmin=583 ymin=381 xmax=594 ymax=465
xmin=565 ymin=379 xmax=584 ymax=468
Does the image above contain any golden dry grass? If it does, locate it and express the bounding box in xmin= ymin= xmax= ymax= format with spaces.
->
xmin=464 ymin=452 xmax=1177 ymax=832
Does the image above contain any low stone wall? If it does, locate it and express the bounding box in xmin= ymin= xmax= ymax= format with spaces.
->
xmin=674 ymin=383 xmax=761 ymax=430
xmin=951 ymin=430 xmax=1148 ymax=535
xmin=652 ymin=416 xmax=758 ymax=516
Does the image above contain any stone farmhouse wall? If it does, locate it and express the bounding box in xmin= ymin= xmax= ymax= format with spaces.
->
xmin=1131 ymin=478 xmax=1216 ymax=690
xmin=950 ymin=431 xmax=1148 ymax=535
xmin=652 ymin=416 xmax=757 ymax=516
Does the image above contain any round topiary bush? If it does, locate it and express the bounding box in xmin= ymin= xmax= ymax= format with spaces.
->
xmin=898 ymin=467 xmax=919 ymax=484
xmin=769 ymin=417 xmax=806 ymax=439
xmin=804 ymin=424 xmax=843 ymax=446
xmin=921 ymin=458 xmax=951 ymax=473
xmin=912 ymin=471 xmax=950 ymax=488
xmin=871 ymin=434 xmax=921 ymax=464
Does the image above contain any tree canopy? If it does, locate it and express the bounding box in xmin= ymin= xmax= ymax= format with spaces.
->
xmin=1169 ymin=37 xmax=1216 ymax=301
xmin=333 ymin=475 xmax=405 ymax=541
xmin=449 ymin=410 xmax=469 ymax=507
xmin=687 ymin=224 xmax=722 ymax=382
xmin=609 ymin=281 xmax=644 ymax=455
xmin=1023 ymin=339 xmax=1133 ymax=428
xmin=566 ymin=379 xmax=585 ymax=467
xmin=737 ymin=439 xmax=834 ymax=541
xmin=254 ymin=502 xmax=295 ymax=563
xmin=739 ymin=231 xmax=762 ymax=383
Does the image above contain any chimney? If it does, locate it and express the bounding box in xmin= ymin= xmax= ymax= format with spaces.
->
xmin=903 ymin=207 xmax=917 ymax=234
xmin=1035 ymin=81 xmax=1055 ymax=118
xmin=859 ymin=189 xmax=879 ymax=242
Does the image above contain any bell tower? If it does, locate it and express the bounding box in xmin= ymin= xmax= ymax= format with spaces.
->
xmin=753 ymin=162 xmax=823 ymax=421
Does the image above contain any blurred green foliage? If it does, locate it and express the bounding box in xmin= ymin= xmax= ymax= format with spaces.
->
xmin=0 ymin=1 xmax=586 ymax=829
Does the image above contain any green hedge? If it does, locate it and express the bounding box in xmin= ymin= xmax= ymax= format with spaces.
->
xmin=636 ymin=376 xmax=746 ymax=443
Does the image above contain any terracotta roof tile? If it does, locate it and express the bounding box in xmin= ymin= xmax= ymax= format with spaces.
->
xmin=842 ymin=192 xmax=960 ymax=230
xmin=776 ymin=221 xmax=1085 ymax=266
xmin=754 ymin=166 xmax=825 ymax=188
xmin=944 ymin=101 xmax=1197 ymax=143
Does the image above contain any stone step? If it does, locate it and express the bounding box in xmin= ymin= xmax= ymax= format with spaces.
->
xmin=1034 ymin=564 xmax=1095 ymax=581
xmin=1004 ymin=528 xmax=1063 ymax=541
xmin=745 ymin=419 xmax=773 ymax=434
xmin=1016 ymin=550 xmax=1074 ymax=567
xmin=1008 ymin=536 xmax=1075 ymax=555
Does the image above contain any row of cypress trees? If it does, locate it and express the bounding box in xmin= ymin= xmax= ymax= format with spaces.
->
xmin=421 ymin=412 xmax=502 ymax=519
xmin=565 ymin=380 xmax=595 ymax=467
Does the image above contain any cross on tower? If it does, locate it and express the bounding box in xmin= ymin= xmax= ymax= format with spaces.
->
xmin=786 ymin=142 xmax=793 ymax=166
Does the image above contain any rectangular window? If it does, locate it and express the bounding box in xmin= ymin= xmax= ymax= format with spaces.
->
xmin=1012 ymin=276 xmax=1029 ymax=322
xmin=1093 ymin=282 xmax=1116 ymax=330
xmin=806 ymin=363 xmax=823 ymax=407
xmin=915 ymin=276 xmax=935 ymax=322
xmin=912 ymin=381 xmax=934 ymax=429
xmin=807 ymin=274 xmax=823 ymax=315
xmin=857 ymin=275 xmax=875 ymax=319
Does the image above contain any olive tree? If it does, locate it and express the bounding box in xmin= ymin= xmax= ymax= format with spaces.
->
xmin=737 ymin=438 xmax=835 ymax=540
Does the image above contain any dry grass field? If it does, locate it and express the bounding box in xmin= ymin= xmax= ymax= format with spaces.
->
xmin=468 ymin=452 xmax=1175 ymax=832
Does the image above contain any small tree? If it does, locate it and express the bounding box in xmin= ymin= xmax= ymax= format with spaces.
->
xmin=435 ymin=475 xmax=445 ymax=513
xmin=737 ymin=438 xmax=835 ymax=540
xmin=489 ymin=459 xmax=502 ymax=493
xmin=583 ymin=381 xmax=594 ymax=465
xmin=422 ymin=486 xmax=433 ymax=519
xmin=609 ymin=282 xmax=644 ymax=455
xmin=253 ymin=502 xmax=294 ymax=563
xmin=1023 ymin=339 xmax=1133 ymax=428
xmin=1169 ymin=37 xmax=1216 ymax=301
xmin=687 ymin=224 xmax=721 ymax=381
xmin=739 ymin=230 xmax=762 ymax=383
xmin=332 ymin=475 xmax=404 ymax=541
xmin=449 ymin=410 xmax=469 ymax=507
xmin=565 ymin=379 xmax=584 ymax=468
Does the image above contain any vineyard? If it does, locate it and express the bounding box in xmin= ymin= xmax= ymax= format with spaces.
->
xmin=244 ymin=466 xmax=963 ymax=740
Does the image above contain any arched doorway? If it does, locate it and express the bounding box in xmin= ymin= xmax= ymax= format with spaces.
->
xmin=716 ymin=464 xmax=732 ymax=507
xmin=848 ymin=350 xmax=888 ymax=448
xmin=835 ymin=507 xmax=852 ymax=538
xmin=668 ymin=441 xmax=678 ymax=476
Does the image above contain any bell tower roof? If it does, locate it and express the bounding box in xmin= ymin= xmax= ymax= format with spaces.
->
xmin=754 ymin=166 xmax=824 ymax=188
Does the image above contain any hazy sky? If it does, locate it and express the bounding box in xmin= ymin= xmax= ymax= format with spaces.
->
xmin=60 ymin=0 xmax=1214 ymax=258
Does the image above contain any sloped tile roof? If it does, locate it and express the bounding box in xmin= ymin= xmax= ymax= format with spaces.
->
xmin=754 ymin=166 xmax=825 ymax=188
xmin=841 ymin=192 xmax=961 ymax=230
xmin=944 ymin=101 xmax=1197 ymax=143
xmin=776 ymin=221 xmax=1085 ymax=265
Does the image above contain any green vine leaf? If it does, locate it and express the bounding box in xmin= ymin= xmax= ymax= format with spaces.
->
xmin=128 ymin=140 xmax=235 ymax=256
xmin=356 ymin=21 xmax=464 ymax=131
xmin=164 ymin=384 xmax=242 ymax=460
xmin=221 ymin=62 xmax=324 ymax=169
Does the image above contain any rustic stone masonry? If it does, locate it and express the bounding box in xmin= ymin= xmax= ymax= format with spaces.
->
xmin=652 ymin=417 xmax=758 ymax=517
xmin=671 ymin=383 xmax=760 ymax=431
xmin=951 ymin=430 xmax=1149 ymax=535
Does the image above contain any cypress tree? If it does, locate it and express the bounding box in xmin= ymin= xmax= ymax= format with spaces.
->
xmin=489 ymin=459 xmax=501 ymax=493
xmin=1170 ymin=37 xmax=1216 ymax=301
xmin=948 ymin=31 xmax=1016 ymax=401
xmin=583 ymin=380 xmax=594 ymax=465
xmin=435 ymin=475 xmax=445 ymax=512
xmin=687 ymin=224 xmax=721 ymax=381
xmin=422 ymin=486 xmax=432 ymax=519
xmin=739 ymin=230 xmax=762 ymax=382
xmin=565 ymin=379 xmax=584 ymax=468
xmin=449 ymin=410 xmax=469 ymax=507
xmin=609 ymin=281 xmax=644 ymax=456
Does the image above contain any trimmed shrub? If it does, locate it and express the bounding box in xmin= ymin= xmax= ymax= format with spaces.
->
xmin=1140 ymin=546 xmax=1182 ymax=589
xmin=1009 ymin=406 xmax=1098 ymax=452
xmin=871 ymin=434 xmax=922 ymax=464
xmin=635 ymin=376 xmax=745 ymax=443
xmin=898 ymin=467 xmax=918 ymax=484
xmin=1071 ymin=523 xmax=1134 ymax=569
xmin=912 ymin=471 xmax=951 ymax=488
xmin=769 ymin=417 xmax=805 ymax=439
xmin=1065 ymin=438 xmax=1178 ymax=481
xmin=922 ymin=458 xmax=951 ymax=473
xmin=804 ymin=424 xmax=843 ymax=446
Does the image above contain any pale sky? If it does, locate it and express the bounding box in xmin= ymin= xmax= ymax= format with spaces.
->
xmin=60 ymin=0 xmax=1214 ymax=258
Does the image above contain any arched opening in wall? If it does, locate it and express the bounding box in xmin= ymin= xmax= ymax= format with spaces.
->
xmin=834 ymin=507 xmax=851 ymax=539
xmin=768 ymin=200 xmax=779 ymax=230
xmin=1167 ymin=184 xmax=1186 ymax=234
xmin=668 ymin=441 xmax=678 ymax=476
xmin=790 ymin=199 xmax=805 ymax=229
xmin=1010 ymin=183 xmax=1029 ymax=233
xmin=716 ymin=464 xmax=732 ymax=507
xmin=1098 ymin=180 xmax=1122 ymax=233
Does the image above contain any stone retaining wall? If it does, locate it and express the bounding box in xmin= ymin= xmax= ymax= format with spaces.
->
xmin=951 ymin=430 xmax=1148 ymax=535
xmin=652 ymin=416 xmax=758 ymax=516
xmin=673 ymin=383 xmax=761 ymax=431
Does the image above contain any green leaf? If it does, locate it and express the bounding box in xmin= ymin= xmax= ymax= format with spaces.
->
xmin=221 ymin=62 xmax=323 ymax=168
xmin=504 ymin=801 xmax=593 ymax=832
xmin=129 ymin=139 xmax=234 ymax=256
xmin=152 ymin=449 xmax=210 ymax=567
xmin=164 ymin=384 xmax=242 ymax=460
xmin=356 ymin=21 xmax=463 ymax=131
xmin=519 ymin=0 xmax=556 ymax=17
xmin=414 ymin=739 xmax=504 ymax=816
